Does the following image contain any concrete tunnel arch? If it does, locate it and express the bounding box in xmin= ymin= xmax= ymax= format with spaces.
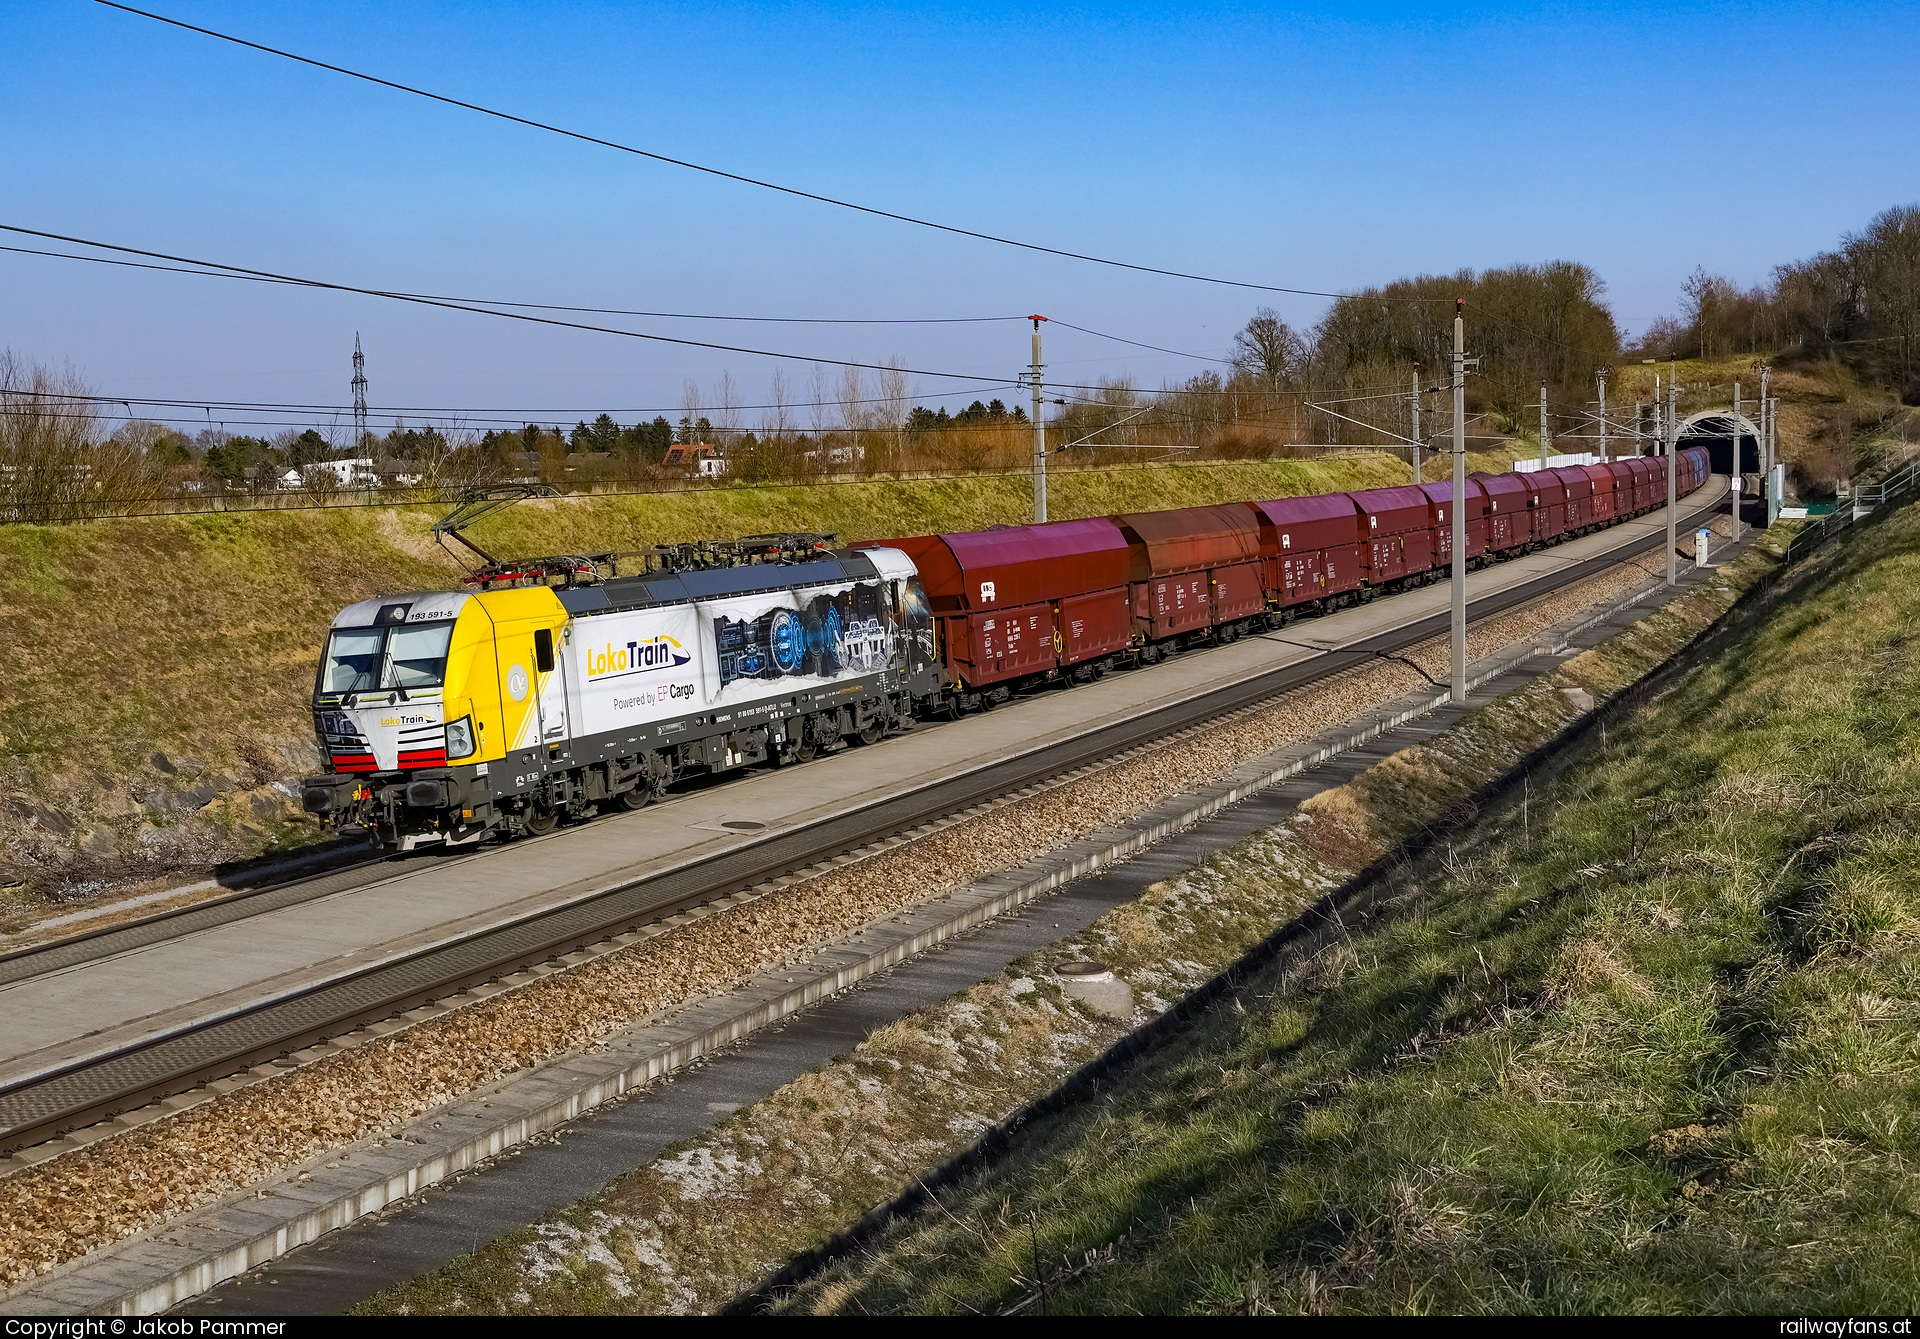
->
xmin=1674 ymin=409 xmax=1761 ymax=476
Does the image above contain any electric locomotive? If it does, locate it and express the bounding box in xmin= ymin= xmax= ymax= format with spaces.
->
xmin=302 ymin=537 xmax=937 ymax=848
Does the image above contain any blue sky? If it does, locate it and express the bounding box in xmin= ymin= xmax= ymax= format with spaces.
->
xmin=2 ymin=1 xmax=1912 ymax=435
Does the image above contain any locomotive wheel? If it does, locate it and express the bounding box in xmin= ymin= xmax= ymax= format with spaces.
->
xmin=856 ymin=719 xmax=885 ymax=746
xmin=617 ymin=786 xmax=650 ymax=810
xmin=523 ymin=804 xmax=560 ymax=836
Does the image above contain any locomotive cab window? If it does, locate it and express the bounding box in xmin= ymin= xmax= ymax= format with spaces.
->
xmin=384 ymin=621 xmax=455 ymax=689
xmin=321 ymin=627 xmax=385 ymax=693
xmin=319 ymin=622 xmax=456 ymax=694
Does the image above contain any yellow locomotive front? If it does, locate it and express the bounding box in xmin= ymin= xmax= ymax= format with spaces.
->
xmin=301 ymin=586 xmax=570 ymax=848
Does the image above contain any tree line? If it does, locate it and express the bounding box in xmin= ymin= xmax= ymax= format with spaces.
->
xmin=7 ymin=200 xmax=1916 ymax=522
xmin=1634 ymin=204 xmax=1920 ymax=396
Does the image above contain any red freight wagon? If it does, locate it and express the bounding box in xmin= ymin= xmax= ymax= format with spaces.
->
xmin=1581 ymin=463 xmax=1620 ymax=526
xmin=1419 ymin=479 xmax=1489 ymax=565
xmin=1548 ymin=466 xmax=1595 ymax=530
xmin=1519 ymin=469 xmax=1569 ymax=541
xmin=1242 ymin=493 xmax=1366 ymax=609
xmin=1474 ymin=472 xmax=1533 ymax=553
xmin=1624 ymin=457 xmax=1656 ymax=512
xmin=1115 ymin=505 xmax=1262 ymax=640
xmin=874 ymin=518 xmax=1130 ymax=688
xmin=1348 ymin=485 xmax=1435 ymax=585
xmin=1609 ymin=459 xmax=1635 ymax=511
xmin=1210 ymin=561 xmax=1267 ymax=624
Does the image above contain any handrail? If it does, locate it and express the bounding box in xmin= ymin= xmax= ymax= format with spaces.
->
xmin=1780 ymin=455 xmax=1920 ymax=564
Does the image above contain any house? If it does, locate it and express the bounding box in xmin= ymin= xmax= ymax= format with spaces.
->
xmin=662 ymin=442 xmax=728 ymax=477
xmin=806 ymin=442 xmax=862 ymax=470
xmin=297 ymin=457 xmax=380 ymax=488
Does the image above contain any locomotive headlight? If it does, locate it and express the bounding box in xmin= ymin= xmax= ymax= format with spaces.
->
xmin=445 ymin=716 xmax=477 ymax=760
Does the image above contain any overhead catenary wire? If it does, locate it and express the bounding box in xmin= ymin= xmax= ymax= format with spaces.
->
xmin=0 ymin=222 xmax=1032 ymax=386
xmin=2 ymin=226 xmax=1273 ymax=398
xmin=1045 ymin=320 xmax=1235 ymax=366
xmin=3 ymin=227 xmax=1613 ymax=410
xmin=96 ymin=1 xmax=1416 ymax=301
xmin=0 ymin=243 xmax=1022 ymax=326
xmin=19 ymin=383 xmax=1027 ymax=422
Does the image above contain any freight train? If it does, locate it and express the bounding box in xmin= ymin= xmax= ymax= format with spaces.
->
xmin=302 ymin=448 xmax=1710 ymax=849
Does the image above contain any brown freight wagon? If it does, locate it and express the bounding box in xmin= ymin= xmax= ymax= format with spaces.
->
xmin=868 ymin=517 xmax=1130 ymax=690
xmin=1581 ymin=463 xmax=1621 ymax=526
xmin=1348 ymin=485 xmax=1435 ymax=587
xmin=1474 ymin=471 xmax=1533 ymax=554
xmin=1520 ymin=469 xmax=1569 ymax=541
xmin=1548 ymin=466 xmax=1596 ymax=530
xmin=1620 ymin=457 xmax=1651 ymax=512
xmin=1634 ymin=456 xmax=1662 ymax=512
xmin=1242 ymin=492 xmax=1366 ymax=611
xmin=1114 ymin=505 xmax=1263 ymax=642
xmin=1419 ymin=479 xmax=1490 ymax=565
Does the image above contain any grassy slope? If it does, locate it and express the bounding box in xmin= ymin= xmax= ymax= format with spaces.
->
xmin=0 ymin=451 xmax=1461 ymax=898
xmin=781 ymin=506 xmax=1920 ymax=1315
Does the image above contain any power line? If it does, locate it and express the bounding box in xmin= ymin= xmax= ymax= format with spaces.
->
xmin=25 ymin=385 xmax=1019 ymax=420
xmin=0 ymin=222 xmax=1022 ymax=385
xmin=98 ymin=0 xmax=1374 ymax=299
xmin=0 ymin=242 xmax=1020 ymax=326
xmin=2 ymin=226 xmax=1247 ymax=394
xmin=1046 ymin=319 xmax=1235 ymax=366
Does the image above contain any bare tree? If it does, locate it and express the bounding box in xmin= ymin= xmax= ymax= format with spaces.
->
xmin=0 ymin=352 xmax=144 ymax=522
xmin=1232 ymin=308 xmax=1309 ymax=387
xmin=837 ymin=366 xmax=867 ymax=473
xmin=808 ymin=366 xmax=829 ymax=437
xmin=715 ymin=370 xmax=742 ymax=445
xmin=681 ymin=378 xmax=703 ymax=441
xmin=877 ymin=358 xmax=910 ymax=472
xmin=765 ymin=369 xmax=793 ymax=442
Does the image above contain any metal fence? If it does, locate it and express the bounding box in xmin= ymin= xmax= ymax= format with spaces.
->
xmin=1779 ymin=456 xmax=1920 ymax=564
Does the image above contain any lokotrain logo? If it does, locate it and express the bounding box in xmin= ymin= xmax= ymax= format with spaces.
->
xmin=587 ymin=635 xmax=692 ymax=680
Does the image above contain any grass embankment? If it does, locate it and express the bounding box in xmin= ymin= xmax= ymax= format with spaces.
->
xmin=766 ymin=505 xmax=1920 ymax=1314
xmin=0 ymin=451 xmax=1453 ymax=913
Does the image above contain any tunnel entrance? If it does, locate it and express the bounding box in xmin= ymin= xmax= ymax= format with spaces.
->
xmin=1675 ymin=411 xmax=1760 ymax=476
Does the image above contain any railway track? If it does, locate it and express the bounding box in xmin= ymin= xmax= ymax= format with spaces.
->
xmin=0 ymin=488 xmax=1725 ymax=1159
